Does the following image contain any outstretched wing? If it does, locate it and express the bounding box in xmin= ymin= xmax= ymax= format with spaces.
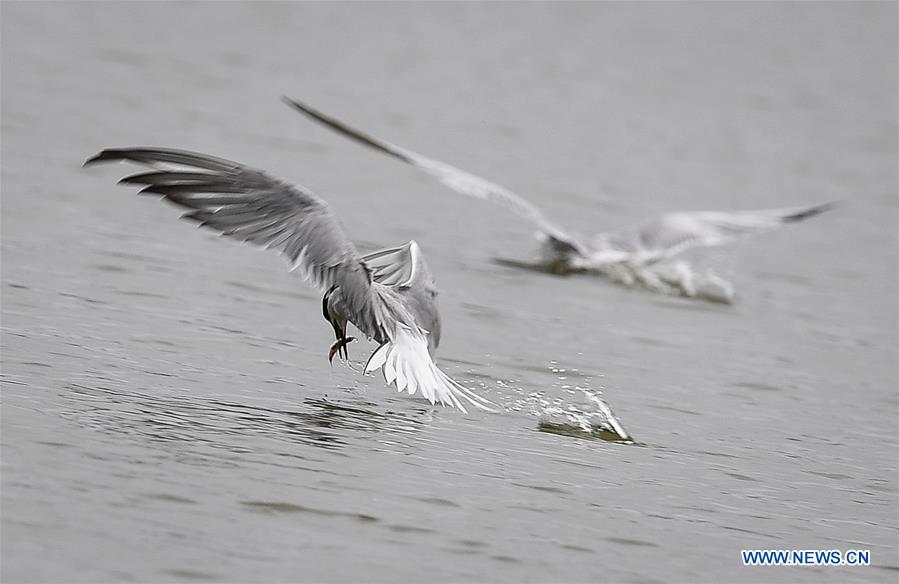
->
xmin=599 ymin=203 xmax=836 ymax=263
xmin=84 ymin=147 xmax=390 ymax=340
xmin=283 ymin=97 xmax=584 ymax=255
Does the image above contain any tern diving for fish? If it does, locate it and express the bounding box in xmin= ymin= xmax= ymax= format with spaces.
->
xmin=84 ymin=147 xmax=495 ymax=412
xmin=283 ymin=97 xmax=835 ymax=302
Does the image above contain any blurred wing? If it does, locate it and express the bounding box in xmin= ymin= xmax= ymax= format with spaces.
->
xmin=283 ymin=97 xmax=582 ymax=253
xmin=365 ymin=326 xmax=497 ymax=413
xmin=633 ymin=203 xmax=836 ymax=260
xmin=84 ymin=147 xmax=388 ymax=340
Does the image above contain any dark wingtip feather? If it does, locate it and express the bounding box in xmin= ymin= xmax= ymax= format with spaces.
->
xmin=137 ymin=185 xmax=167 ymax=196
xmin=119 ymin=174 xmax=151 ymax=185
xmin=119 ymin=171 xmax=160 ymax=185
xmin=281 ymin=95 xmax=311 ymax=114
xmin=83 ymin=149 xmax=124 ymax=167
xmin=782 ymin=202 xmax=840 ymax=223
xmin=119 ymin=170 xmax=220 ymax=186
xmin=282 ymin=95 xmax=413 ymax=164
xmin=282 ymin=95 xmax=326 ymax=121
xmin=84 ymin=147 xmax=239 ymax=171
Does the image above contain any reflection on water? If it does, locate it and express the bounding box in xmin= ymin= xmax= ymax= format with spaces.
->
xmin=62 ymin=383 xmax=433 ymax=453
xmin=63 ymin=375 xmax=633 ymax=449
xmin=241 ymin=500 xmax=379 ymax=522
xmin=537 ymin=420 xmax=633 ymax=443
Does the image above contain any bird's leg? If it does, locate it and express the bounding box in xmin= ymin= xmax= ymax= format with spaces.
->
xmin=327 ymin=317 xmax=356 ymax=363
xmin=328 ymin=336 xmax=357 ymax=363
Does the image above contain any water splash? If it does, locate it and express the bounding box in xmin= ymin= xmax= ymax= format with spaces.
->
xmin=600 ymin=260 xmax=736 ymax=304
xmin=499 ymin=371 xmax=633 ymax=444
xmin=536 ymin=387 xmax=633 ymax=444
xmin=341 ymin=358 xmax=634 ymax=443
xmin=494 ymin=250 xmax=739 ymax=304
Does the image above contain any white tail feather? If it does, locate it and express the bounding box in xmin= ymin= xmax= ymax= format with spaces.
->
xmin=364 ymin=326 xmax=496 ymax=412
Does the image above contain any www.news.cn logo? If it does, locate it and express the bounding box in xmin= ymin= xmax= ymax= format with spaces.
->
xmin=742 ymin=549 xmax=870 ymax=566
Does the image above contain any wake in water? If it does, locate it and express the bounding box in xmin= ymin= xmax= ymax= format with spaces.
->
xmin=496 ymin=254 xmax=737 ymax=303
xmin=344 ymin=357 xmax=633 ymax=443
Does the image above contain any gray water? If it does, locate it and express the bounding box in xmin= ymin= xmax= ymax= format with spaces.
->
xmin=2 ymin=2 xmax=897 ymax=583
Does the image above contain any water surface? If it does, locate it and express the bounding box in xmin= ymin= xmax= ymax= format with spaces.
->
xmin=2 ymin=2 xmax=897 ymax=582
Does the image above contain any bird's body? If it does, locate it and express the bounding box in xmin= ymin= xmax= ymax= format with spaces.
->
xmin=284 ymin=97 xmax=835 ymax=302
xmin=85 ymin=147 xmax=492 ymax=412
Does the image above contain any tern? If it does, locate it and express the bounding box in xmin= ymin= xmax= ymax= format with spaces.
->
xmin=283 ymin=97 xmax=834 ymax=301
xmin=84 ymin=147 xmax=495 ymax=412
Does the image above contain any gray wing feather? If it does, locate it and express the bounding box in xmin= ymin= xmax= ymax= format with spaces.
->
xmin=283 ymin=97 xmax=583 ymax=254
xmin=361 ymin=240 xmax=435 ymax=290
xmin=85 ymin=147 xmax=389 ymax=341
xmin=86 ymin=147 xmax=238 ymax=171
xmin=650 ymin=203 xmax=836 ymax=251
xmin=599 ymin=203 xmax=836 ymax=262
xmin=362 ymin=246 xmax=418 ymax=288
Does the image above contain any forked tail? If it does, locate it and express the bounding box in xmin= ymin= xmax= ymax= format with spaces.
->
xmin=364 ymin=326 xmax=497 ymax=413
